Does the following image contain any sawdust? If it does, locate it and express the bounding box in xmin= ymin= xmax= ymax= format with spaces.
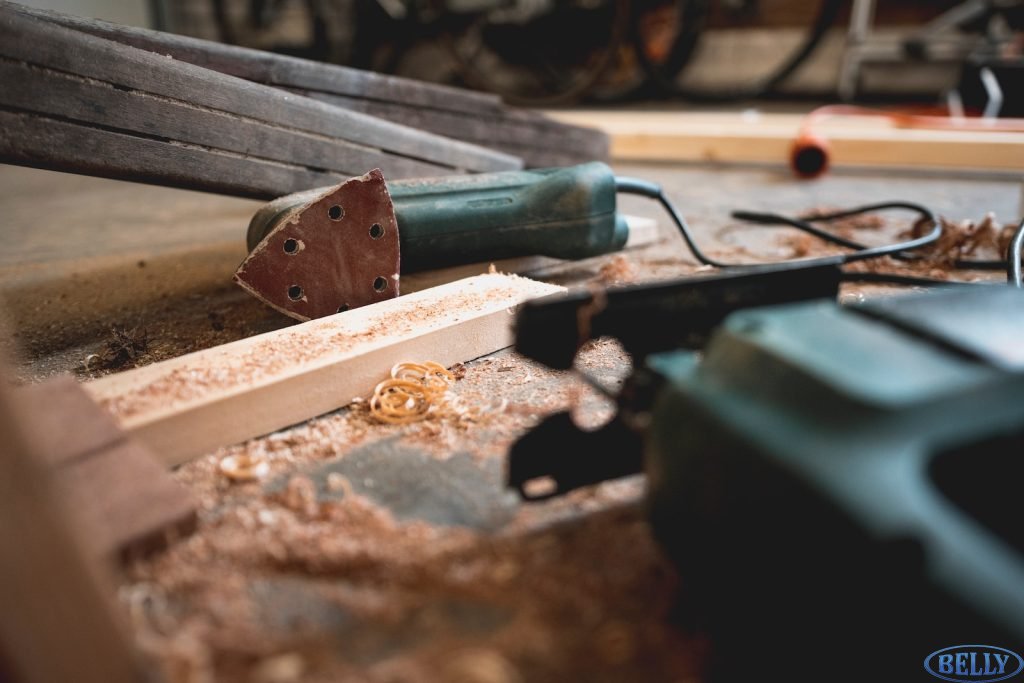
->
xmin=596 ymin=255 xmax=637 ymax=284
xmin=86 ymin=326 xmax=150 ymax=371
xmin=780 ymin=211 xmax=1017 ymax=281
xmin=799 ymin=206 xmax=887 ymax=238
xmin=119 ymin=341 xmax=701 ymax=682
xmin=900 ymin=212 xmax=1018 ymax=268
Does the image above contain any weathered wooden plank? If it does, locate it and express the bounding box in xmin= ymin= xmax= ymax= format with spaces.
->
xmin=19 ymin=2 xmax=502 ymax=113
xmin=0 ymin=109 xmax=343 ymax=199
xmin=298 ymin=89 xmax=609 ymax=168
xmin=10 ymin=375 xmax=123 ymax=467
xmin=0 ymin=4 xmax=520 ymax=177
xmin=85 ymin=274 xmax=564 ymax=466
xmin=0 ymin=372 xmax=139 ymax=683
xmin=0 ymin=59 xmax=446 ymax=182
xmin=59 ymin=440 xmax=198 ymax=561
xmin=12 ymin=377 xmax=199 ymax=562
xmin=16 ymin=2 xmax=608 ymax=167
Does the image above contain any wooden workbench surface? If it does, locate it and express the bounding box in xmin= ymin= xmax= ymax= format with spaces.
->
xmin=1 ymin=162 xmax=1020 ymax=682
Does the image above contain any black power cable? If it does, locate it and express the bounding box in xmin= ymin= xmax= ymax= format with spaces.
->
xmin=615 ymin=176 xmax=943 ymax=270
xmin=617 ymin=176 xmax=1024 ymax=290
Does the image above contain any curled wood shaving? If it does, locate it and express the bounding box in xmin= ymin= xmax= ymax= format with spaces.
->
xmin=370 ymin=361 xmax=456 ymax=424
xmin=902 ymin=212 xmax=1018 ymax=267
xmin=367 ymin=361 xmax=503 ymax=426
xmin=218 ymin=452 xmax=269 ymax=482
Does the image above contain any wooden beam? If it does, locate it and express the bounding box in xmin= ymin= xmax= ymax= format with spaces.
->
xmin=0 ymin=5 xmax=520 ymax=199
xmin=0 ymin=368 xmax=138 ymax=683
xmin=18 ymin=3 xmax=608 ymax=169
xmin=547 ymin=110 xmax=1024 ymax=174
xmin=296 ymin=89 xmax=610 ymax=169
xmin=12 ymin=376 xmax=198 ymax=562
xmin=84 ymin=274 xmax=564 ymax=466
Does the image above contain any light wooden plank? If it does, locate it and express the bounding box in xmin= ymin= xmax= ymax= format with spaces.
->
xmin=546 ymin=110 xmax=1024 ymax=173
xmin=85 ymin=274 xmax=564 ymax=466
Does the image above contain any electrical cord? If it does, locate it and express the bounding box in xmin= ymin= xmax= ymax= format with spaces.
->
xmin=733 ymin=209 xmax=1017 ymax=272
xmin=617 ymin=176 xmax=1024 ymax=288
xmin=615 ymin=176 xmax=943 ymax=270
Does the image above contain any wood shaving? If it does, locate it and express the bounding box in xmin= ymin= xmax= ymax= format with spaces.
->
xmin=219 ymin=453 xmax=270 ymax=482
xmin=901 ymin=212 xmax=1018 ymax=267
xmin=282 ymin=475 xmax=319 ymax=517
xmin=597 ymin=255 xmax=637 ymax=284
xmin=86 ymin=326 xmax=150 ymax=372
xmin=781 ymin=210 xmax=1016 ymax=282
xmin=370 ymin=361 xmax=457 ymax=424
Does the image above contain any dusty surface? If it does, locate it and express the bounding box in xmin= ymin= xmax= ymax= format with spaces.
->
xmin=122 ymin=341 xmax=710 ymax=683
xmin=1 ymin=162 xmax=1021 ymax=681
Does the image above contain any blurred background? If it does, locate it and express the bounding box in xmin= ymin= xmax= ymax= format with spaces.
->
xmin=20 ymin=0 xmax=1024 ymax=112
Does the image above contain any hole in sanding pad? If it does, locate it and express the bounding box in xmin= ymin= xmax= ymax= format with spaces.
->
xmin=288 ymin=285 xmax=304 ymax=301
xmin=373 ymin=277 xmax=388 ymax=292
xmin=369 ymin=223 xmax=384 ymax=239
xmin=337 ymin=304 xmax=350 ymax=313
xmin=283 ymin=238 xmax=300 ymax=254
xmin=328 ymin=205 xmax=344 ymax=221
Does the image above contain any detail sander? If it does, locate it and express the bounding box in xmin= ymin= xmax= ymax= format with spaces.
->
xmin=235 ymin=163 xmax=632 ymax=321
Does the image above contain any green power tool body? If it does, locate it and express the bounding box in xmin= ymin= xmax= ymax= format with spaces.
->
xmin=508 ymin=279 xmax=1024 ymax=680
xmin=236 ymin=163 xmax=629 ymax=320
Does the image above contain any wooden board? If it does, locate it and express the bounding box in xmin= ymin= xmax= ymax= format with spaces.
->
xmin=0 ymin=372 xmax=138 ymax=683
xmin=12 ymin=376 xmax=198 ymax=562
xmin=547 ymin=110 xmax=1024 ymax=174
xmin=85 ymin=274 xmax=565 ymax=466
xmin=19 ymin=3 xmax=608 ymax=169
xmin=0 ymin=5 xmax=520 ymax=200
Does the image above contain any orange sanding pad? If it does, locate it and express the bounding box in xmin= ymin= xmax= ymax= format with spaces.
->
xmin=234 ymin=169 xmax=401 ymax=321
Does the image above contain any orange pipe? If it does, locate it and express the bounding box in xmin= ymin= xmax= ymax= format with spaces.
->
xmin=790 ymin=104 xmax=1024 ymax=179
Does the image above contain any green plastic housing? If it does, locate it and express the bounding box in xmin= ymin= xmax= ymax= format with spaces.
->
xmin=389 ymin=162 xmax=627 ymax=271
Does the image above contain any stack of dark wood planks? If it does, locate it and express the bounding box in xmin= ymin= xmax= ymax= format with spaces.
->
xmin=0 ymin=2 xmax=607 ymax=199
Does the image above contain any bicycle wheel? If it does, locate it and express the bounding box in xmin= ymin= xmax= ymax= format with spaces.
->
xmin=446 ymin=0 xmax=630 ymax=105
xmin=636 ymin=0 xmax=844 ymax=101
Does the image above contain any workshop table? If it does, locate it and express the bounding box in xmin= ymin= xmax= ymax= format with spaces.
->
xmin=0 ymin=162 xmax=1020 ymax=682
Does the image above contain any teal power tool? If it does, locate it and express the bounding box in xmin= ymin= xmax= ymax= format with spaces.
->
xmin=235 ymin=163 xmax=630 ymax=321
xmin=234 ymin=159 xmax=967 ymax=322
xmin=509 ymin=281 xmax=1024 ymax=681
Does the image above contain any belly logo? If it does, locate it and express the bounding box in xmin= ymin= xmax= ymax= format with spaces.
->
xmin=925 ymin=645 xmax=1024 ymax=682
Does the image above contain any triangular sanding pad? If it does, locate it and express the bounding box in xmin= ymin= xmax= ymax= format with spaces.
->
xmin=234 ymin=169 xmax=401 ymax=321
